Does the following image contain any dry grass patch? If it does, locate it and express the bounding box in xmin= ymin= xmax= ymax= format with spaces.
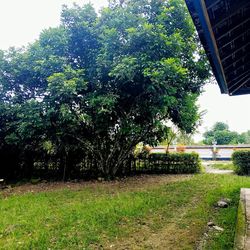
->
xmin=1 ymin=174 xmax=191 ymax=198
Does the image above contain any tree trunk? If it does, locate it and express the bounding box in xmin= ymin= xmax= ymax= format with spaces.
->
xmin=93 ymin=142 xmax=135 ymax=179
xmin=62 ymin=151 xmax=68 ymax=182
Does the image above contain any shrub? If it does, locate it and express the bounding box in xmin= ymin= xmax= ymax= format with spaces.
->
xmin=232 ymin=150 xmax=250 ymax=175
xmin=136 ymin=152 xmax=201 ymax=174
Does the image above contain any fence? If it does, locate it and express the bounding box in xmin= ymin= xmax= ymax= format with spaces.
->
xmin=3 ymin=151 xmax=200 ymax=181
xmin=150 ymin=145 xmax=250 ymax=160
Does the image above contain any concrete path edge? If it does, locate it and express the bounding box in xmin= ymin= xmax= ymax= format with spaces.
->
xmin=234 ymin=188 xmax=250 ymax=250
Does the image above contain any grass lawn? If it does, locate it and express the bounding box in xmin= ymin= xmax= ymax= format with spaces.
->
xmin=210 ymin=161 xmax=236 ymax=171
xmin=1 ymin=173 xmax=250 ymax=249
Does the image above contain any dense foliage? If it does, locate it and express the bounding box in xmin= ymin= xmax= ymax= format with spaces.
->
xmin=241 ymin=130 xmax=250 ymax=144
xmin=203 ymin=122 xmax=245 ymax=145
xmin=137 ymin=152 xmax=201 ymax=174
xmin=232 ymin=150 xmax=250 ymax=175
xmin=0 ymin=0 xmax=209 ymax=179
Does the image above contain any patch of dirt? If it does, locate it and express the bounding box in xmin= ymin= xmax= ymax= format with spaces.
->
xmin=106 ymin=224 xmax=195 ymax=250
xmin=100 ymin=194 xmax=204 ymax=250
xmin=0 ymin=174 xmax=192 ymax=198
xmin=203 ymin=165 xmax=234 ymax=174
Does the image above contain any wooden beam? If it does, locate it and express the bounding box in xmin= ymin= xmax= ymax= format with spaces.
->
xmin=232 ymin=87 xmax=250 ymax=95
xmin=206 ymin=0 xmax=221 ymax=11
xmin=223 ymin=53 xmax=250 ymax=72
xmin=224 ymin=60 xmax=249 ymax=75
xmin=226 ymin=69 xmax=250 ymax=85
xmin=230 ymin=78 xmax=249 ymax=95
xmin=210 ymin=2 xmax=249 ymax=29
xmin=215 ymin=18 xmax=250 ymax=42
xmin=228 ymin=72 xmax=250 ymax=91
xmin=221 ymin=42 xmax=250 ymax=63
xmin=222 ymin=50 xmax=250 ymax=65
xmin=206 ymin=0 xmax=249 ymax=16
xmin=218 ymin=30 xmax=249 ymax=51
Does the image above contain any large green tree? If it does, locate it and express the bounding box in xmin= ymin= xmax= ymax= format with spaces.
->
xmin=0 ymin=0 xmax=210 ymax=179
xmin=240 ymin=130 xmax=250 ymax=144
xmin=203 ymin=122 xmax=244 ymax=145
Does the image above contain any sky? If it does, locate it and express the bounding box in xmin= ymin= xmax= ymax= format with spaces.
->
xmin=0 ymin=0 xmax=108 ymax=50
xmin=0 ymin=0 xmax=249 ymax=142
xmin=197 ymin=83 xmax=250 ymax=141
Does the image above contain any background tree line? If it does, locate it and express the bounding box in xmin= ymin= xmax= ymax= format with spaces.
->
xmin=203 ymin=122 xmax=250 ymax=145
xmin=0 ymin=0 xmax=209 ymax=180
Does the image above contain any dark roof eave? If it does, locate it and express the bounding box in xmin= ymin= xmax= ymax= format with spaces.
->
xmin=186 ymin=0 xmax=229 ymax=94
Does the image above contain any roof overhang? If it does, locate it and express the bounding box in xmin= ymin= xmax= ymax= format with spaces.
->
xmin=185 ymin=0 xmax=250 ymax=96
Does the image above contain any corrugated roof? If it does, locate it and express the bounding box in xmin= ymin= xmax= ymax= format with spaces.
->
xmin=185 ymin=0 xmax=250 ymax=95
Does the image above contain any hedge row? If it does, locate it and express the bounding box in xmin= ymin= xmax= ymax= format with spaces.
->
xmin=135 ymin=152 xmax=201 ymax=174
xmin=232 ymin=150 xmax=250 ymax=175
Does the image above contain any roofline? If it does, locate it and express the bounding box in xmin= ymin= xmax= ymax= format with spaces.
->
xmin=186 ymin=0 xmax=229 ymax=94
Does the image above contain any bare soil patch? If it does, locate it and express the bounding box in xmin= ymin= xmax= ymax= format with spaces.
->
xmin=1 ymin=174 xmax=192 ymax=198
xmin=100 ymin=194 xmax=204 ymax=250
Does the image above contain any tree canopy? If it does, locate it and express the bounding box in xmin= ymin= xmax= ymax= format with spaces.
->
xmin=0 ymin=0 xmax=210 ymax=179
xmin=202 ymin=122 xmax=246 ymax=145
xmin=241 ymin=131 xmax=250 ymax=144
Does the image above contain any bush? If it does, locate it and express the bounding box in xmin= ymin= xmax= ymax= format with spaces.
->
xmin=232 ymin=150 xmax=250 ymax=175
xmin=136 ymin=152 xmax=201 ymax=174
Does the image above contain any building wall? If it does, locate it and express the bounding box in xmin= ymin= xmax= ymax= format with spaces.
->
xmin=150 ymin=145 xmax=250 ymax=160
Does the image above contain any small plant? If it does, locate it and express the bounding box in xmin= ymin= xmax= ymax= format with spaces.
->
xmin=232 ymin=150 xmax=250 ymax=175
